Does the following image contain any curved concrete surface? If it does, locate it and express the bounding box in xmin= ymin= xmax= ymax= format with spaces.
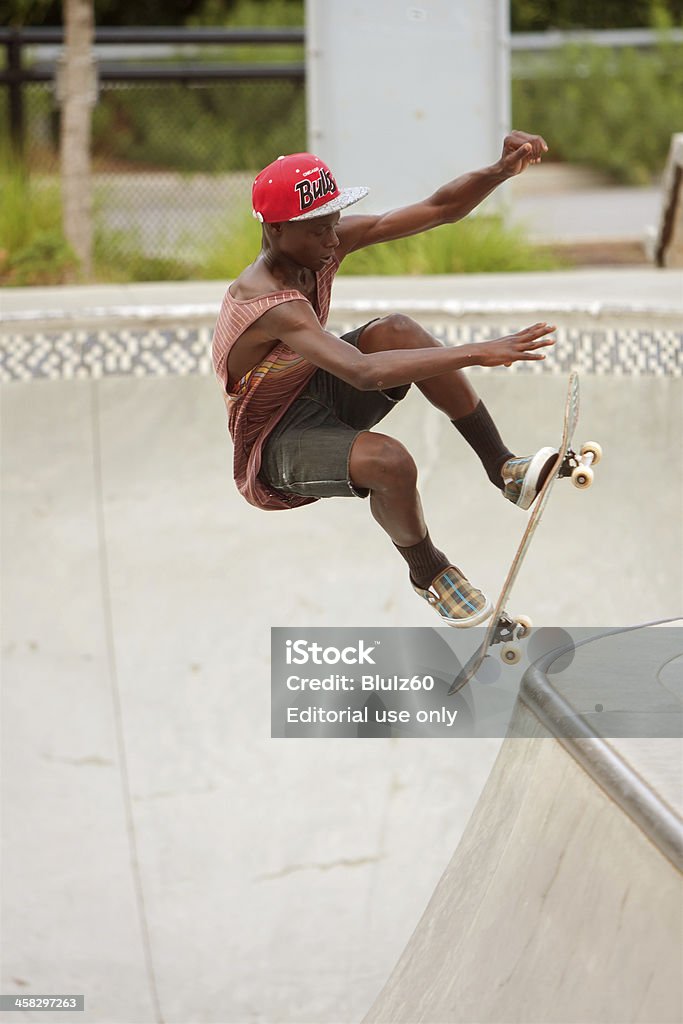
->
xmin=1 ymin=374 xmax=510 ymax=1024
xmin=1 ymin=294 xmax=682 ymax=1021
xmin=362 ymin=624 xmax=683 ymax=1024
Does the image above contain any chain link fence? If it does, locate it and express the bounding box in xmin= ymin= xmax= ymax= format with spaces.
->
xmin=90 ymin=77 xmax=305 ymax=266
xmin=1 ymin=29 xmax=306 ymax=275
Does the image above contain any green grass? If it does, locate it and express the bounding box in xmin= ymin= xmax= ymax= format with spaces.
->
xmin=197 ymin=209 xmax=564 ymax=281
xmin=197 ymin=209 xmax=263 ymax=278
xmin=1 ymin=124 xmax=564 ymax=286
xmin=338 ymin=217 xmax=564 ymax=275
xmin=93 ymin=225 xmax=195 ymax=282
xmin=0 ymin=183 xmax=566 ymax=286
xmin=194 ymin=208 xmax=565 ymax=282
xmin=0 ymin=161 xmax=79 ymax=285
xmin=93 ymin=208 xmax=565 ymax=283
xmin=0 ymin=159 xmax=199 ymax=284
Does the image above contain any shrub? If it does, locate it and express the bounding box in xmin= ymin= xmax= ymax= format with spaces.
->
xmin=0 ymin=162 xmax=79 ymax=284
xmin=512 ymin=35 xmax=683 ymax=184
xmin=92 ymin=79 xmax=305 ymax=174
xmin=198 ymin=210 xmax=564 ymax=281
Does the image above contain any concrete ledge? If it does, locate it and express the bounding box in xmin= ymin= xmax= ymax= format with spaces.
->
xmin=2 ymin=271 xmax=681 ymax=380
xmin=2 ymin=268 xmax=682 ymax=322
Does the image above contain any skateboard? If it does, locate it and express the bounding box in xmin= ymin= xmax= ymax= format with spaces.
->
xmin=448 ymin=372 xmax=601 ymax=695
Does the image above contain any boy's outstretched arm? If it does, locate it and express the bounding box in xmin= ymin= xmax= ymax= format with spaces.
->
xmin=262 ymin=301 xmax=555 ymax=393
xmin=336 ymin=130 xmax=548 ymax=256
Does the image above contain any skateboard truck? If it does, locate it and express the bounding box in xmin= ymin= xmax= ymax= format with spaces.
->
xmin=491 ymin=612 xmax=533 ymax=666
xmin=559 ymin=442 xmax=602 ymax=488
xmin=448 ymin=612 xmax=533 ymax=694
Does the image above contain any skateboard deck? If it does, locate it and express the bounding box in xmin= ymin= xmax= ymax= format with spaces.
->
xmin=449 ymin=372 xmax=594 ymax=695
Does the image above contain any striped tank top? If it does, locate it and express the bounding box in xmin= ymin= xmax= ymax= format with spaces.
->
xmin=212 ymin=256 xmax=339 ymax=510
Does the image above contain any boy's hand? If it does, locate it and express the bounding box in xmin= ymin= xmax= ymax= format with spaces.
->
xmin=477 ymin=323 xmax=556 ymax=367
xmin=499 ymin=131 xmax=549 ymax=178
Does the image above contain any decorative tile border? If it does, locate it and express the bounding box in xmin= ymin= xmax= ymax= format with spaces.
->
xmin=0 ymin=325 xmax=215 ymax=382
xmin=1 ymin=317 xmax=680 ymax=382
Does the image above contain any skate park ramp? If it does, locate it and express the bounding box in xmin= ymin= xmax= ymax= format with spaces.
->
xmin=1 ymin=271 xmax=682 ymax=1023
xmin=362 ymin=623 xmax=683 ymax=1024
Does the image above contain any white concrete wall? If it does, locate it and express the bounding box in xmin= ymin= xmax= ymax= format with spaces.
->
xmin=306 ymin=0 xmax=510 ymax=213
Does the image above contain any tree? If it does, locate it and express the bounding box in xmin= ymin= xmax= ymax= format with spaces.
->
xmin=59 ymin=0 xmax=95 ymax=278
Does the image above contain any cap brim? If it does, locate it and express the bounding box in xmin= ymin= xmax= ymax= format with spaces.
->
xmin=288 ymin=186 xmax=369 ymax=221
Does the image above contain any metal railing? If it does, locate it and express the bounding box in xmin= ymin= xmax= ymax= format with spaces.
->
xmin=510 ymin=27 xmax=683 ymax=50
xmin=0 ymin=27 xmax=308 ymax=265
xmin=4 ymin=24 xmax=680 ymax=154
xmin=0 ymin=27 xmax=305 ymax=154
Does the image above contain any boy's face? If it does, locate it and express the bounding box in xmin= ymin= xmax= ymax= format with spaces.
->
xmin=275 ymin=212 xmax=341 ymax=271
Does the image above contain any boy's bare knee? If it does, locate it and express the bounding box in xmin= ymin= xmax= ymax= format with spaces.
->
xmin=351 ymin=433 xmax=417 ymax=492
xmin=380 ymin=436 xmax=417 ymax=486
xmin=360 ymin=313 xmax=438 ymax=353
xmin=382 ymin=313 xmax=416 ymax=334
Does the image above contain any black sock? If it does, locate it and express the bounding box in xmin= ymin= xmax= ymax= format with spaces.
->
xmin=394 ymin=531 xmax=451 ymax=589
xmin=452 ymin=400 xmax=514 ymax=491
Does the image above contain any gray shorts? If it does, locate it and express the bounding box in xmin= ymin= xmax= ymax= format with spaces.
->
xmin=259 ymin=320 xmax=411 ymax=499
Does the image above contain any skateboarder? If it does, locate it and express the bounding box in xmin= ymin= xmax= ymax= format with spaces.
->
xmin=212 ymin=131 xmax=558 ymax=627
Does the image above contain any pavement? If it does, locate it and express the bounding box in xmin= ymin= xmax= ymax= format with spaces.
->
xmin=1 ymin=180 xmax=682 ymax=1022
xmin=506 ymin=163 xmax=663 ymax=248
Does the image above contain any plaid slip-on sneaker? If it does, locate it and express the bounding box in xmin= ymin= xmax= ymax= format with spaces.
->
xmin=412 ymin=566 xmax=493 ymax=628
xmin=502 ymin=446 xmax=558 ymax=511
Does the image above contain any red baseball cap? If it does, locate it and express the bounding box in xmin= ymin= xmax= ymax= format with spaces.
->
xmin=252 ymin=153 xmax=369 ymax=224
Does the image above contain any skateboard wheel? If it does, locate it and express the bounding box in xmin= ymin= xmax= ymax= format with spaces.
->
xmin=572 ymin=465 xmax=594 ymax=489
xmin=515 ymin=615 xmax=533 ymax=640
xmin=501 ymin=643 xmax=522 ymax=665
xmin=580 ymin=441 xmax=602 ymax=465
